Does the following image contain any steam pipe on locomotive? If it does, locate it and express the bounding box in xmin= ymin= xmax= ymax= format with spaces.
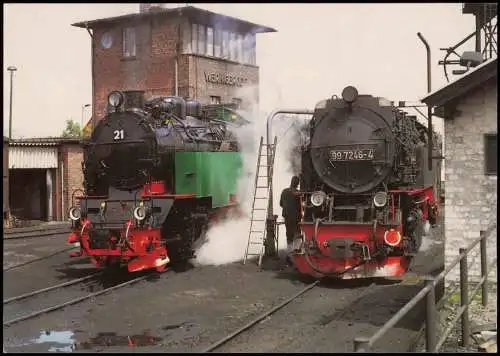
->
xmin=289 ymin=86 xmax=442 ymax=279
xmin=66 ymin=90 xmax=242 ymax=273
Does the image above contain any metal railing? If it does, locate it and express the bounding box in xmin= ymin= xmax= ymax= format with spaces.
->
xmin=353 ymin=224 xmax=497 ymax=352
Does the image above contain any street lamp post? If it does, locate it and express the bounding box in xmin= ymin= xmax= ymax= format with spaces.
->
xmin=7 ymin=66 xmax=17 ymax=139
xmin=81 ymin=104 xmax=91 ymax=130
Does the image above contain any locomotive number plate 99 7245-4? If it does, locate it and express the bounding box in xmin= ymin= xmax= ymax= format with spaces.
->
xmin=329 ymin=149 xmax=375 ymax=161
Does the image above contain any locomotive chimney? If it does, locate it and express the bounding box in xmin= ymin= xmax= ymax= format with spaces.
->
xmin=123 ymin=90 xmax=145 ymax=109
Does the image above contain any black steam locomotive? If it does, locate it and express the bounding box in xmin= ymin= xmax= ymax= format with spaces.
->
xmin=67 ymin=91 xmax=244 ymax=272
xmin=83 ymin=92 xmax=240 ymax=194
xmin=291 ymin=86 xmax=442 ymax=279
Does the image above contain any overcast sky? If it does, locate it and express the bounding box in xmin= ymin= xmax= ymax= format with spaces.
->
xmin=3 ymin=3 xmax=474 ymax=138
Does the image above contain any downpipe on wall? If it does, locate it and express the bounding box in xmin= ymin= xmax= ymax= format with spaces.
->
xmin=265 ymin=109 xmax=314 ymax=256
xmin=61 ymin=160 xmax=65 ymax=221
xmin=175 ymin=59 xmax=179 ymax=96
xmin=417 ymin=32 xmax=433 ymax=171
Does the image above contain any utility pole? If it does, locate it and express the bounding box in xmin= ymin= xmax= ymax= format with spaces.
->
xmin=7 ymin=66 xmax=17 ymax=139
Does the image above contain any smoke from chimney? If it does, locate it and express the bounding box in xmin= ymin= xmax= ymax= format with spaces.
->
xmin=139 ymin=3 xmax=186 ymax=13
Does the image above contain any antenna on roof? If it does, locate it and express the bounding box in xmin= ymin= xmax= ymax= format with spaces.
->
xmin=438 ymin=3 xmax=497 ymax=82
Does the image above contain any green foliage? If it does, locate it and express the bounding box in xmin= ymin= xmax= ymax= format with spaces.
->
xmin=61 ymin=119 xmax=82 ymax=138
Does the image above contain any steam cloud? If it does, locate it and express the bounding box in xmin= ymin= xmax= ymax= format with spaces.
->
xmin=193 ymin=84 xmax=310 ymax=266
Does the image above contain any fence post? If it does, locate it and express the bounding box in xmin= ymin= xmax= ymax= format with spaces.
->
xmin=459 ymin=247 xmax=470 ymax=348
xmin=425 ymin=278 xmax=437 ymax=352
xmin=353 ymin=337 xmax=370 ymax=352
xmin=480 ymin=231 xmax=488 ymax=307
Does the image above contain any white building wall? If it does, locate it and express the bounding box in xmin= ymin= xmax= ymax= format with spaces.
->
xmin=444 ymin=79 xmax=497 ymax=283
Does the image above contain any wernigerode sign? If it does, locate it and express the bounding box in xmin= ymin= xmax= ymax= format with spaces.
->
xmin=204 ymin=71 xmax=248 ymax=87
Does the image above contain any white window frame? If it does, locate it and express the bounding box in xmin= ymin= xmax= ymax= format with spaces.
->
xmin=250 ymin=33 xmax=256 ymax=65
xmin=236 ymin=34 xmax=243 ymax=63
xmin=214 ymin=29 xmax=222 ymax=57
xmin=123 ymin=27 xmax=137 ymax=58
xmin=206 ymin=27 xmax=214 ymax=56
xmin=191 ymin=23 xmax=198 ymax=54
xmin=210 ymin=96 xmax=221 ymax=105
xmin=182 ymin=21 xmax=192 ymax=54
xmin=243 ymin=34 xmax=251 ymax=64
xmin=222 ymin=31 xmax=229 ymax=59
xmin=188 ymin=23 xmax=253 ymax=64
xmin=229 ymin=32 xmax=237 ymax=61
xmin=198 ymin=24 xmax=206 ymax=55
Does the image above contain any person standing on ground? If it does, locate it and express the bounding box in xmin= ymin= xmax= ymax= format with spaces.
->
xmin=279 ymin=175 xmax=302 ymax=257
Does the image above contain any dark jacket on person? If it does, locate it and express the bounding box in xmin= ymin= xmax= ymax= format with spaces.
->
xmin=280 ymin=187 xmax=301 ymax=222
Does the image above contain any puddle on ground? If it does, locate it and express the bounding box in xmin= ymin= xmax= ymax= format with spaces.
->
xmin=77 ymin=331 xmax=162 ymax=349
xmin=6 ymin=330 xmax=163 ymax=352
xmin=34 ymin=330 xmax=76 ymax=352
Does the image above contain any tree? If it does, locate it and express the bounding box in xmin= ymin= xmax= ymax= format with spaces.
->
xmin=61 ymin=119 xmax=82 ymax=138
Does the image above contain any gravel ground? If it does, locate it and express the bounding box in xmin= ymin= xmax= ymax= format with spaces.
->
xmin=3 ymin=234 xmax=87 ymax=299
xmin=214 ymin=279 xmax=426 ymax=353
xmin=3 ymin=216 xmax=446 ymax=353
xmin=415 ymin=282 xmax=497 ymax=353
xmin=3 ymin=267 xmax=148 ymax=326
xmin=3 ymin=233 xmax=74 ymax=271
xmin=3 ymin=261 xmax=432 ymax=353
xmin=3 ymin=263 xmax=314 ymax=353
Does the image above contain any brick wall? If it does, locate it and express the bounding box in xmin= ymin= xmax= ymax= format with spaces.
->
xmin=93 ymin=18 xmax=181 ymax=120
xmin=91 ymin=16 xmax=260 ymax=121
xmin=187 ymin=54 xmax=259 ymax=108
xmin=93 ymin=26 xmax=124 ymax=120
xmin=444 ymin=79 xmax=497 ymax=283
xmin=61 ymin=144 xmax=84 ymax=217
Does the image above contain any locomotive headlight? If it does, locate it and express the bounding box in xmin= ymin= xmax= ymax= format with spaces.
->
xmin=108 ymin=91 xmax=124 ymax=108
xmin=69 ymin=207 xmax=81 ymax=221
xmin=373 ymin=191 xmax=388 ymax=208
xmin=133 ymin=206 xmax=147 ymax=221
xmin=310 ymin=191 xmax=327 ymax=207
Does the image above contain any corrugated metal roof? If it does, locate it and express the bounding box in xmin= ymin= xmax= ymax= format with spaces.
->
xmin=9 ymin=137 xmax=81 ymax=147
xmin=9 ymin=146 xmax=58 ymax=169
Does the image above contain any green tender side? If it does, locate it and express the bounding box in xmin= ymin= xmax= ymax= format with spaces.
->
xmin=174 ymin=151 xmax=243 ymax=208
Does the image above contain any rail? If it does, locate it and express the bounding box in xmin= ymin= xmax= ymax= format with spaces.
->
xmin=353 ymin=224 xmax=497 ymax=352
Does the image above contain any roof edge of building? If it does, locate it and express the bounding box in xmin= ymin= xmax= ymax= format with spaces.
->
xmin=420 ymin=57 xmax=497 ymax=109
xmin=9 ymin=137 xmax=83 ymax=146
xmin=72 ymin=6 xmax=277 ymax=34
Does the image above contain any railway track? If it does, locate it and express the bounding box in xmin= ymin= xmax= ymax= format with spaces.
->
xmin=3 ymin=269 xmax=168 ymax=327
xmin=3 ymin=246 xmax=78 ymax=272
xmin=3 ymin=272 xmax=103 ymax=305
xmin=4 ymin=227 xmax=71 ymax=240
xmin=201 ymin=279 xmax=394 ymax=353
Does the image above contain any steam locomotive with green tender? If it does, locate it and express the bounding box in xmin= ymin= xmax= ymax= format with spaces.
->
xmin=67 ymin=91 xmax=247 ymax=272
